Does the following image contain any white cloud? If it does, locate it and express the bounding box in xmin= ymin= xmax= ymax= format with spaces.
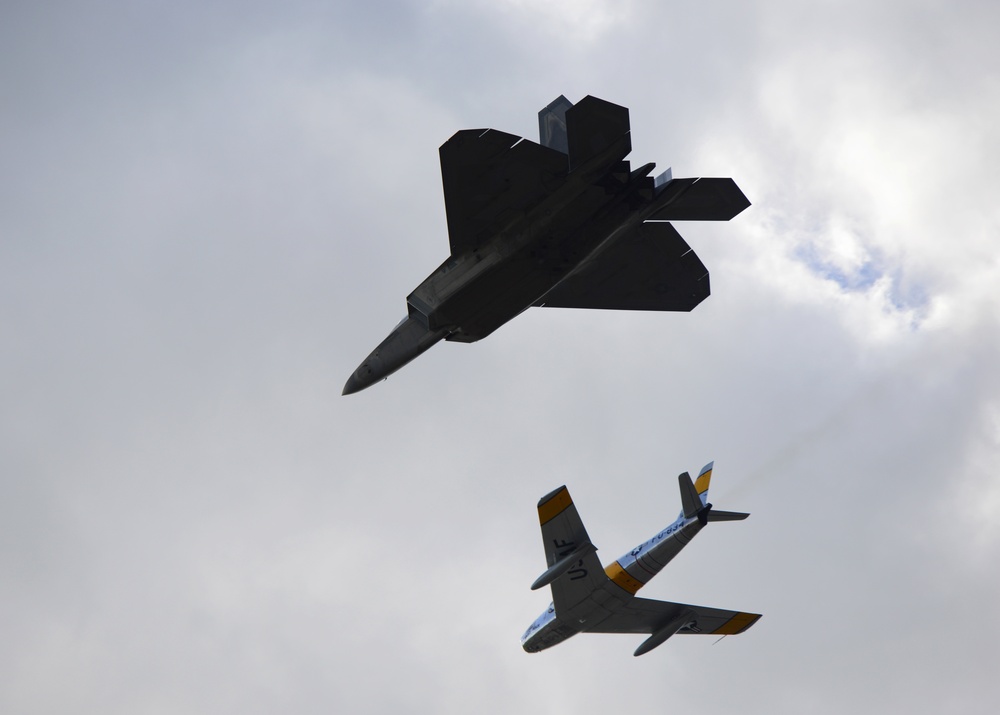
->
xmin=435 ymin=0 xmax=634 ymax=43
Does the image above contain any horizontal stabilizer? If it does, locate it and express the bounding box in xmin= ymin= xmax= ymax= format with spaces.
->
xmin=706 ymin=509 xmax=750 ymax=522
xmin=648 ymin=177 xmax=750 ymax=221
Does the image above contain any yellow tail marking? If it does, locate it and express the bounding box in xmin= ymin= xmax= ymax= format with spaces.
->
xmin=694 ymin=468 xmax=713 ymax=495
xmin=538 ymin=487 xmax=573 ymax=525
xmin=604 ymin=561 xmax=644 ymax=595
xmin=712 ymin=612 xmax=761 ymax=635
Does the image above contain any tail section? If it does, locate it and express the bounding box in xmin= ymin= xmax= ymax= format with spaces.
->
xmin=538 ymin=94 xmax=631 ymax=173
xmin=678 ymin=461 xmax=713 ymax=519
xmin=677 ymin=461 xmax=749 ymax=522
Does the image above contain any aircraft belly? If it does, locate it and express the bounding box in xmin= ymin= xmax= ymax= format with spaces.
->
xmin=527 ymin=619 xmax=582 ymax=651
xmin=631 ymin=541 xmax=682 ymax=580
xmin=556 ymin=583 xmax=629 ymax=631
xmin=618 ymin=520 xmax=704 ymax=584
xmin=526 ymin=588 xmax=629 ymax=650
xmin=415 ymin=191 xmax=624 ymax=342
xmin=407 ymin=250 xmax=505 ymax=330
xmin=439 ymin=255 xmax=567 ymax=342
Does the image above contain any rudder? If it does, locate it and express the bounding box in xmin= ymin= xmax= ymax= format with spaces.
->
xmin=693 ymin=461 xmax=713 ymax=507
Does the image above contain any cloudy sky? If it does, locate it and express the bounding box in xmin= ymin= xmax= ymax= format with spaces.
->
xmin=3 ymin=1 xmax=1000 ymax=712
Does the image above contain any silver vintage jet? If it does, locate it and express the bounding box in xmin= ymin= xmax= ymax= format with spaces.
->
xmin=343 ymin=95 xmax=750 ymax=394
xmin=522 ymin=462 xmax=761 ymax=656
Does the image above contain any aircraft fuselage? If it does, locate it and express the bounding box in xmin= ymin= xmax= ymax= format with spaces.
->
xmin=408 ymin=163 xmax=650 ymax=343
xmin=521 ymin=511 xmax=706 ymax=652
xmin=344 ymin=160 xmax=675 ymax=394
xmin=342 ymin=95 xmax=749 ymax=395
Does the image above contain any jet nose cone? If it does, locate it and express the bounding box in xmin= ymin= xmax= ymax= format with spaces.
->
xmin=343 ymin=361 xmax=379 ymax=395
xmin=342 ymin=373 xmax=364 ymax=396
xmin=343 ymin=364 xmax=377 ymax=395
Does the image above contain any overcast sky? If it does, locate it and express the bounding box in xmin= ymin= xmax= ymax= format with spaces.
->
xmin=3 ymin=1 xmax=1000 ymax=713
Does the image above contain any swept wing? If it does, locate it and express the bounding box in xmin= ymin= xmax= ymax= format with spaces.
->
xmin=535 ymin=486 xmax=606 ymax=613
xmin=589 ymin=596 xmax=761 ymax=636
xmin=534 ymin=222 xmax=709 ymax=311
xmin=439 ymin=130 xmax=567 ymax=255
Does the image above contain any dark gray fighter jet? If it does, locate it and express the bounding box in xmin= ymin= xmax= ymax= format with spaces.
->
xmin=343 ymin=95 xmax=749 ymax=395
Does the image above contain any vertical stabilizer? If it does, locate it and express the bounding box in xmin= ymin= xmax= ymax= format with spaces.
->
xmin=678 ymin=472 xmax=701 ymax=519
xmin=678 ymin=462 xmax=714 ymax=519
xmin=538 ymin=95 xmax=573 ymax=154
xmin=694 ymin=461 xmax=713 ymax=507
xmin=564 ymin=96 xmax=631 ymax=172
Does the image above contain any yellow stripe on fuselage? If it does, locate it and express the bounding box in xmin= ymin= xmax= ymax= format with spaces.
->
xmin=604 ymin=560 xmax=644 ymax=595
xmin=538 ymin=487 xmax=573 ymax=525
xmin=694 ymin=468 xmax=712 ymax=495
xmin=711 ymin=612 xmax=761 ymax=635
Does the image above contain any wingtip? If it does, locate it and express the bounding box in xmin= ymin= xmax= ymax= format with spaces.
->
xmin=713 ymin=612 xmax=762 ymax=635
xmin=537 ymin=486 xmax=572 ymax=525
